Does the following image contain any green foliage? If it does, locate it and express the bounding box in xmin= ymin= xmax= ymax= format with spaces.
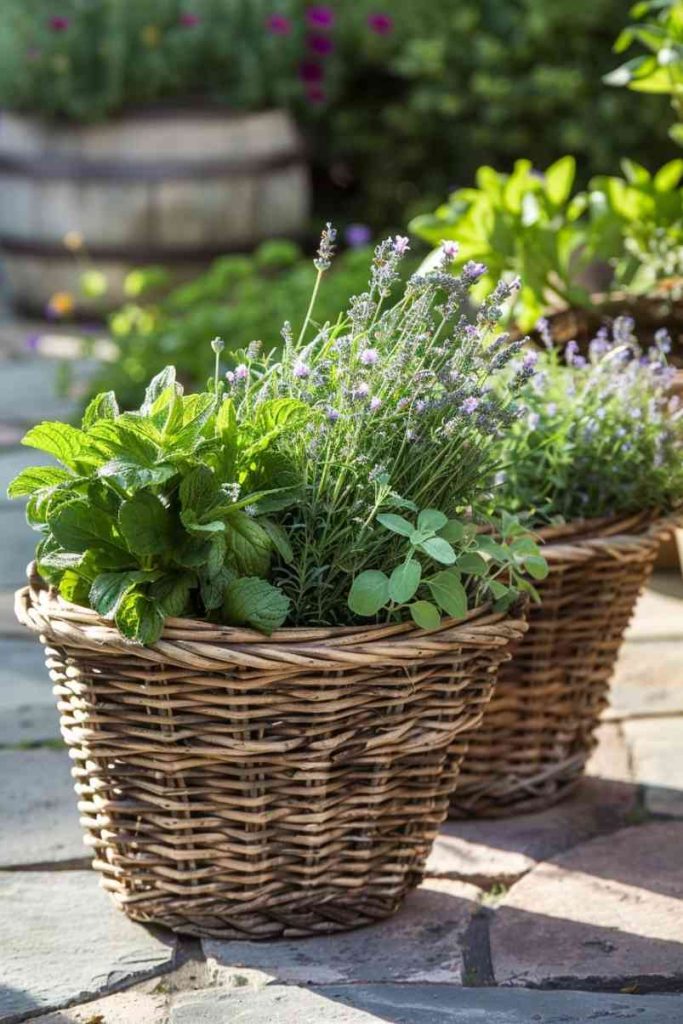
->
xmin=606 ymin=0 xmax=683 ymax=146
xmin=498 ymin=321 xmax=683 ymax=523
xmin=82 ymin=242 xmax=414 ymax=411
xmin=8 ymin=366 xmax=302 ymax=643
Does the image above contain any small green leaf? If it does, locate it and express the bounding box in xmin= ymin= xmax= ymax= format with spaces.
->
xmin=348 ymin=570 xmax=390 ymax=617
xmin=50 ymin=499 xmax=121 ymax=554
xmin=523 ymin=554 xmax=549 ymax=580
xmin=475 ymin=535 xmax=509 ymax=561
xmin=81 ymin=392 xmax=119 ymax=430
xmin=179 ymin=465 xmax=221 ymax=520
xmin=439 ymin=519 xmax=467 ymax=542
xmin=488 ymin=580 xmax=509 ymax=599
xmin=149 ymin=573 xmax=195 ymax=617
xmin=457 ymin=552 xmax=488 ymax=576
xmin=22 ymin=422 xmax=90 ymax=472
xmin=428 ymin=570 xmax=468 ymax=618
xmin=223 ymin=511 xmax=272 ymax=576
xmin=115 ymin=591 xmax=165 ymax=645
xmin=388 ymin=559 xmax=422 ymax=603
xmin=223 ymin=577 xmax=290 ymax=634
xmin=417 ymin=509 xmax=448 ymax=533
xmin=418 ymin=536 xmax=457 ymax=565
xmin=119 ymin=492 xmax=170 ymax=556
xmin=376 ymin=513 xmax=415 ymax=538
xmin=261 ymin=519 xmax=294 ymax=564
xmin=141 ymin=366 xmax=179 ymax=415
xmin=410 ymin=600 xmax=441 ymax=630
xmin=98 ymin=458 xmax=176 ymax=491
xmin=7 ymin=466 xmax=72 ymax=499
xmin=90 ymin=571 xmax=150 ymax=618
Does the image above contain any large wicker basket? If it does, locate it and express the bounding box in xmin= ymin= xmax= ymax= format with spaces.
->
xmin=449 ymin=512 xmax=673 ymax=819
xmin=16 ymin=566 xmax=526 ymax=939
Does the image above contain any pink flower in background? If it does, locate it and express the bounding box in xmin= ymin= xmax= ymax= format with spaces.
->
xmin=48 ymin=15 xmax=70 ymax=31
xmin=367 ymin=12 xmax=394 ymax=35
xmin=305 ymin=84 xmax=326 ymax=104
xmin=265 ymin=12 xmax=292 ymax=35
xmin=307 ymin=6 xmax=334 ymax=29
xmin=307 ymin=33 xmax=334 ymax=56
xmin=299 ymin=60 xmax=324 ymax=83
xmin=179 ymin=12 xmax=201 ymax=27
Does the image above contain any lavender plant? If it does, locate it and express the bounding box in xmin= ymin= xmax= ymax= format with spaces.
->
xmin=498 ymin=317 xmax=683 ymax=524
xmin=229 ymin=228 xmax=545 ymax=626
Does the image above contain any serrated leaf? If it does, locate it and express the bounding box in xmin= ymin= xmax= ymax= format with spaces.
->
xmin=418 ymin=509 xmax=448 ymax=533
xmin=348 ymin=570 xmax=390 ymax=617
xmin=90 ymin=570 xmax=150 ymax=617
xmin=180 ymin=465 xmax=221 ymax=520
xmin=49 ymin=498 xmax=122 ymax=554
xmin=418 ymin=536 xmax=457 ymax=565
xmin=149 ymin=572 xmax=196 ymax=617
xmin=428 ymin=570 xmax=468 ymax=619
xmin=410 ymin=600 xmax=441 ymax=630
xmin=119 ymin=492 xmax=170 ymax=556
xmin=457 ymin=552 xmax=488 ymax=576
xmin=98 ymin=458 xmax=176 ymax=491
xmin=198 ymin=566 xmax=235 ymax=611
xmin=22 ymin=422 xmax=91 ymax=472
xmin=37 ymin=548 xmax=84 ymax=571
xmin=141 ymin=366 xmax=179 ymax=415
xmin=115 ymin=591 xmax=165 ymax=645
xmin=376 ymin=513 xmax=414 ymax=538
xmin=7 ymin=466 xmax=72 ymax=499
xmin=223 ymin=511 xmax=272 ymax=576
xmin=388 ymin=559 xmax=422 ymax=603
xmin=223 ymin=577 xmax=290 ymax=634
xmin=82 ymin=392 xmax=119 ymax=430
xmin=59 ymin=570 xmax=91 ymax=606
xmin=174 ymin=534 xmax=214 ymax=568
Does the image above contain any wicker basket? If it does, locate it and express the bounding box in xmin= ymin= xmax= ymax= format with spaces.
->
xmin=449 ymin=512 xmax=673 ymax=819
xmin=16 ymin=566 xmax=526 ymax=939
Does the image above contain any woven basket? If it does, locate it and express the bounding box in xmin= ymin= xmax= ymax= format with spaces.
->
xmin=16 ymin=566 xmax=526 ymax=939
xmin=449 ymin=512 xmax=673 ymax=819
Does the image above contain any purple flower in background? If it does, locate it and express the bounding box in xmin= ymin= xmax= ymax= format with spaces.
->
xmin=234 ymin=363 xmax=249 ymax=380
xmin=367 ymin=12 xmax=394 ymax=35
xmin=527 ymin=411 xmax=540 ymax=430
xmin=307 ymin=6 xmax=334 ymax=29
xmin=522 ymin=350 xmax=538 ymax=371
xmin=265 ymin=12 xmax=292 ymax=34
xmin=441 ymin=240 xmax=459 ymax=260
xmin=462 ymin=260 xmax=487 ymax=282
xmin=179 ymin=12 xmax=201 ymax=27
xmin=299 ymin=60 xmax=324 ymax=83
xmin=48 ymin=15 xmax=70 ymax=31
xmin=345 ymin=223 xmax=372 ymax=248
xmin=462 ymin=397 xmax=479 ymax=415
xmin=25 ymin=333 xmax=40 ymax=352
xmin=305 ymin=84 xmax=326 ymax=104
xmin=369 ymin=396 xmax=382 ymax=411
xmin=327 ymin=407 xmax=340 ymax=422
xmin=360 ymin=347 xmax=379 ymax=366
xmin=393 ymin=235 xmax=410 ymax=255
xmin=307 ymin=33 xmax=334 ymax=55
xmin=293 ymin=360 xmax=311 ymax=379
xmin=546 ymin=402 xmax=557 ymax=416
xmin=353 ymin=382 xmax=370 ymax=400
xmin=225 ymin=370 xmax=235 ymax=384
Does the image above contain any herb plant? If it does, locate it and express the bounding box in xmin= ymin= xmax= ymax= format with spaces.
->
xmin=498 ymin=317 xmax=683 ymax=523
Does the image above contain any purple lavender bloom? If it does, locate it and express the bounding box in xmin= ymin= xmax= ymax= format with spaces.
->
xmin=345 ymin=223 xmax=372 ymax=248
xmin=527 ymin=411 xmax=540 ymax=430
xmin=462 ymin=260 xmax=487 ymax=281
xmin=441 ymin=240 xmax=459 ymax=261
xmin=360 ymin=347 xmax=379 ymax=366
xmin=462 ymin=397 xmax=480 ymax=415
xmin=234 ymin=363 xmax=249 ymax=380
xmin=225 ymin=370 xmax=235 ymax=384
xmin=654 ymin=328 xmax=672 ymax=354
xmin=536 ymin=317 xmax=553 ymax=350
xmin=307 ymin=5 xmax=334 ymax=29
xmin=369 ymin=396 xmax=382 ymax=411
xmin=393 ymin=235 xmax=410 ymax=256
xmin=522 ymin=350 xmax=538 ymax=371
xmin=546 ymin=402 xmax=557 ymax=416
xmin=327 ymin=407 xmax=340 ymax=422
xmin=415 ymin=399 xmax=427 ymax=414
xmin=353 ymin=382 xmax=370 ymax=400
xmin=293 ymin=360 xmax=311 ymax=379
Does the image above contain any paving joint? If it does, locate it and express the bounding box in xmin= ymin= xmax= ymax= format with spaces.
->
xmin=460 ymin=906 xmax=496 ymax=987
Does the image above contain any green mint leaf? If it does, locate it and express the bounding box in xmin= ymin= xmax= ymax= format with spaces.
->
xmin=141 ymin=366 xmax=179 ymax=415
xmin=38 ymin=548 xmax=84 ymax=571
xmin=223 ymin=511 xmax=272 ymax=576
xmin=222 ymin=577 xmax=290 ymax=635
xmin=428 ymin=570 xmax=468 ymax=619
xmin=488 ymin=580 xmax=509 ymax=600
xmin=261 ymin=519 xmax=294 ymax=564
xmin=456 ymin=552 xmax=488 ymax=576
xmin=149 ymin=572 xmax=195 ymax=617
xmin=418 ymin=536 xmax=457 ymax=565
xmin=171 ymin=394 xmax=216 ymax=449
xmin=119 ymin=492 xmax=170 ymax=556
xmin=22 ymin=422 xmax=91 ymax=472
xmin=474 ymin=536 xmax=509 ymax=562
xmin=179 ymin=465 xmax=222 ymax=521
xmin=347 ymin=570 xmax=390 ymax=617
xmin=198 ymin=566 xmax=235 ymax=611
xmin=81 ymin=392 xmax=119 ymax=430
xmin=90 ymin=570 xmax=151 ymax=618
xmin=388 ymin=559 xmax=422 ymax=603
xmin=49 ymin=498 xmax=122 ymax=554
xmin=410 ymin=600 xmax=441 ymax=630
xmin=523 ymin=554 xmax=549 ymax=580
xmin=59 ymin=570 xmax=92 ymax=606
xmin=7 ymin=466 xmax=72 ymax=499
xmin=207 ymin=534 xmax=227 ymax=576
xmin=418 ymin=509 xmax=448 ymax=533
xmin=98 ymin=458 xmax=176 ymax=491
xmin=115 ymin=591 xmax=165 ymax=645
xmin=376 ymin=513 xmax=414 ymax=538
xmin=174 ymin=535 xmax=214 ymax=569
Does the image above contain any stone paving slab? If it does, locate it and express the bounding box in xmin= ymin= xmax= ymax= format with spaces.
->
xmin=0 ymin=507 xmax=37 ymax=587
xmin=626 ymin=575 xmax=683 ymax=640
xmin=0 ymin=871 xmax=176 ymax=1023
xmin=606 ymin=640 xmax=683 ymax=719
xmin=0 ymin=749 xmax=84 ymax=867
xmin=0 ymin=639 xmax=60 ymax=745
xmin=427 ymin=731 xmax=636 ymax=887
xmin=623 ymin=717 xmax=683 ymax=817
xmin=491 ymin=821 xmax=683 ymax=990
xmin=205 ymin=879 xmax=480 ymax=986
xmin=170 ymin=984 xmax=683 ymax=1023
xmin=32 ymin=991 xmax=168 ymax=1024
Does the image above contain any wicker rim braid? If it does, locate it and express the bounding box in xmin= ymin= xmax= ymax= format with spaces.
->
xmin=449 ymin=511 xmax=678 ymax=819
xmin=16 ymin=565 xmax=526 ymax=939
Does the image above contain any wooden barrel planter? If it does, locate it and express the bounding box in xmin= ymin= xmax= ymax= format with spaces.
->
xmin=0 ymin=109 xmax=310 ymax=313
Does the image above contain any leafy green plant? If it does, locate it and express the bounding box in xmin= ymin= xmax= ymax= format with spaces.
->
xmin=8 ymin=360 xmax=306 ymax=643
xmin=605 ymin=0 xmax=683 ymax=147
xmin=410 ymin=157 xmax=590 ymax=332
xmin=498 ymin=317 xmax=683 ymax=523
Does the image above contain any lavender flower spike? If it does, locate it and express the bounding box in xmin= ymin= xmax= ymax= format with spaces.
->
xmin=314 ymin=223 xmax=337 ymax=272
xmin=393 ymin=236 xmax=410 ymax=256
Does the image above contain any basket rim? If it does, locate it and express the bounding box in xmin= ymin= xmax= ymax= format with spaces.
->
xmin=16 ymin=563 xmax=527 ymax=660
xmin=536 ymin=508 xmax=678 ymax=549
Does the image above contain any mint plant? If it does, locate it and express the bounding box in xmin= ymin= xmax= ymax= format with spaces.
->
xmin=9 ymin=361 xmax=305 ymax=642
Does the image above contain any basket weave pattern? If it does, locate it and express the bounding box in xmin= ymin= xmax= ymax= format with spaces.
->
xmin=449 ymin=513 xmax=671 ymax=818
xmin=17 ymin=569 xmax=525 ymax=938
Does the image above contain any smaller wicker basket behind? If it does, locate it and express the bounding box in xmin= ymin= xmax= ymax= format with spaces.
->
xmin=449 ymin=512 xmax=672 ymax=818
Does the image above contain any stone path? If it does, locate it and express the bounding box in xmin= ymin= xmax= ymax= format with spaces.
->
xmin=0 ymin=325 xmax=682 ymax=1022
